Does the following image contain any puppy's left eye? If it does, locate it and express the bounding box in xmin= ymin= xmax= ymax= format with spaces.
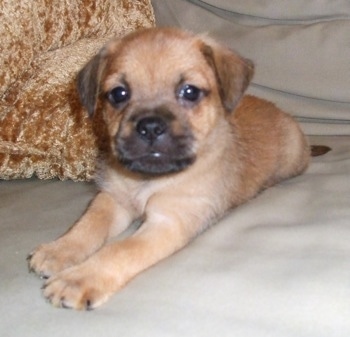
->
xmin=178 ymin=84 xmax=203 ymax=103
xmin=107 ymin=86 xmax=130 ymax=106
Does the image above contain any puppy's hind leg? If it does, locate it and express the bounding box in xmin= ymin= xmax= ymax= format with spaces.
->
xmin=276 ymin=118 xmax=311 ymax=181
xmin=28 ymin=191 xmax=132 ymax=278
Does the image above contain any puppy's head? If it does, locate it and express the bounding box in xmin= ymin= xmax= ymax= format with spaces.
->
xmin=77 ymin=28 xmax=254 ymax=176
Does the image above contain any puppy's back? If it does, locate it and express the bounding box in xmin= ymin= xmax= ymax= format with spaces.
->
xmin=231 ymin=95 xmax=309 ymax=191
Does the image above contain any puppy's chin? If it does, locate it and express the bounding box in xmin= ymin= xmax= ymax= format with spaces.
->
xmin=117 ymin=151 xmax=196 ymax=176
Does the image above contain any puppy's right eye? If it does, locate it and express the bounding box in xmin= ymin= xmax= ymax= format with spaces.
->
xmin=107 ymin=86 xmax=130 ymax=106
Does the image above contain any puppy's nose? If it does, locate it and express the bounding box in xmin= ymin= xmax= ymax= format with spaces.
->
xmin=136 ymin=116 xmax=167 ymax=143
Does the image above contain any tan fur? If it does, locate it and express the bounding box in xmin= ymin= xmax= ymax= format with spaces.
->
xmin=28 ymin=28 xmax=310 ymax=310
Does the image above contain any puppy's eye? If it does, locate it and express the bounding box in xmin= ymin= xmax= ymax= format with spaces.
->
xmin=178 ymin=84 xmax=202 ymax=102
xmin=107 ymin=86 xmax=130 ymax=106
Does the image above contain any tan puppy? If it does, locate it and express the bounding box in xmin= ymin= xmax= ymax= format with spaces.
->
xmin=28 ymin=27 xmax=311 ymax=310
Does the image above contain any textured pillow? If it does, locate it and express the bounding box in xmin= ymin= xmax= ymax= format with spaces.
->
xmin=0 ymin=0 xmax=155 ymax=180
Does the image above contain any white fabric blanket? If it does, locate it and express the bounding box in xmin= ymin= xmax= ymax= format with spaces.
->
xmin=1 ymin=135 xmax=349 ymax=336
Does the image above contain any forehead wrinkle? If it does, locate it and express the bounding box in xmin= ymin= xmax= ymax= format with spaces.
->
xmin=140 ymin=47 xmax=209 ymax=83
xmin=104 ymin=33 xmax=214 ymax=96
xmin=125 ymin=33 xmax=200 ymax=69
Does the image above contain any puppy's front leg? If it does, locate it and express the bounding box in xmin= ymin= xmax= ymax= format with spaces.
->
xmin=41 ymin=200 xmax=200 ymax=310
xmin=28 ymin=192 xmax=131 ymax=278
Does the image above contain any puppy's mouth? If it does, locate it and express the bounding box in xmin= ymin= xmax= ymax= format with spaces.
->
xmin=115 ymin=110 xmax=196 ymax=175
xmin=118 ymin=150 xmax=196 ymax=175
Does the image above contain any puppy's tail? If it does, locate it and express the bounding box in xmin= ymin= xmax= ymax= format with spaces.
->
xmin=310 ymin=145 xmax=331 ymax=157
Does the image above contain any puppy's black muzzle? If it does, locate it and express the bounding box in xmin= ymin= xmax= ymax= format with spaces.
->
xmin=116 ymin=107 xmax=195 ymax=176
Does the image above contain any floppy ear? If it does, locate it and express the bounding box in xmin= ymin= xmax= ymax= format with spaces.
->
xmin=201 ymin=42 xmax=254 ymax=113
xmin=77 ymin=48 xmax=107 ymax=117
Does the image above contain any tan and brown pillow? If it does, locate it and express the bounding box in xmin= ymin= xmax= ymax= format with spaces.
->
xmin=0 ymin=0 xmax=155 ymax=180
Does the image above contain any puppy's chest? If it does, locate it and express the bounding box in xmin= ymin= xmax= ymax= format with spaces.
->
xmin=106 ymin=176 xmax=173 ymax=215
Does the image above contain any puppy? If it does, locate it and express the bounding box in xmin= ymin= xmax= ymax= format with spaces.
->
xmin=28 ymin=27 xmax=312 ymax=310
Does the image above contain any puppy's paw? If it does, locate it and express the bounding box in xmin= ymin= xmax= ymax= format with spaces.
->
xmin=28 ymin=241 xmax=85 ymax=279
xmin=42 ymin=263 xmax=117 ymax=310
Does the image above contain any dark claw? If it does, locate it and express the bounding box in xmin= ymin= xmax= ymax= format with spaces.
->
xmin=45 ymin=295 xmax=53 ymax=304
xmin=86 ymin=300 xmax=93 ymax=311
xmin=27 ymin=255 xmax=34 ymax=273
xmin=39 ymin=273 xmax=49 ymax=280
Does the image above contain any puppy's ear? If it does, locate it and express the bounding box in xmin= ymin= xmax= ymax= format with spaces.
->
xmin=201 ymin=42 xmax=254 ymax=112
xmin=77 ymin=48 xmax=107 ymax=117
